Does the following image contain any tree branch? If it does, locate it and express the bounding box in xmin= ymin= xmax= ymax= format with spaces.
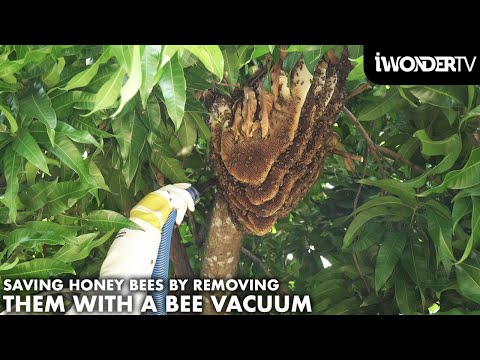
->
xmin=342 ymin=106 xmax=386 ymax=178
xmin=241 ymin=247 xmax=274 ymax=278
xmin=330 ymin=148 xmax=364 ymax=162
xmin=346 ymin=83 xmax=371 ymax=100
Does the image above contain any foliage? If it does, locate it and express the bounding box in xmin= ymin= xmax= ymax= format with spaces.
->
xmin=0 ymin=45 xmax=479 ymax=314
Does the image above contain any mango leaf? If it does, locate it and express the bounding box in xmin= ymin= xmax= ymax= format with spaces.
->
xmin=122 ymin=114 xmax=148 ymax=187
xmin=177 ymin=113 xmax=197 ymax=156
xmin=88 ymin=158 xmax=110 ymax=192
xmin=151 ymin=139 xmax=189 ymax=183
xmin=84 ymin=67 xmax=125 ymax=116
xmin=45 ymin=136 xmax=97 ymax=187
xmin=42 ymin=181 xmax=92 ymax=216
xmin=184 ymin=45 xmax=223 ymax=81
xmin=346 ymin=222 xmax=384 ymax=252
xmin=56 ymin=121 xmax=101 ymax=149
xmin=456 ymin=197 xmax=480 ymax=264
xmin=452 ymin=196 xmax=472 ymax=231
xmin=0 ymin=258 xmax=75 ymax=278
xmin=426 ymin=206 xmax=455 ymax=273
xmin=395 ymin=269 xmax=417 ymax=314
xmin=55 ymin=230 xmax=114 ymax=263
xmin=422 ymin=147 xmax=480 ymax=195
xmin=375 ymin=232 xmax=407 ymax=291
xmin=42 ymin=57 xmax=66 ymax=89
xmin=406 ymin=130 xmax=462 ymax=189
xmin=159 ymin=54 xmax=186 ymax=130
xmin=1 ymin=146 xmax=22 ymax=223
xmin=343 ymin=206 xmax=389 ymax=248
xmin=0 ymin=102 xmax=18 ymax=133
xmin=19 ymin=83 xmax=57 ymax=132
xmin=112 ymin=45 xmax=142 ymax=117
xmin=249 ymin=45 xmax=270 ymax=61
xmin=60 ymin=55 xmax=102 ymax=91
xmin=409 ymin=85 xmax=466 ymax=108
xmin=19 ymin=179 xmax=58 ymax=211
xmin=71 ymin=116 xmax=114 ymax=138
xmin=223 ymin=47 xmax=239 ymax=85
xmin=0 ymin=258 xmax=19 ymax=271
xmin=358 ymin=179 xmax=416 ymax=206
xmin=453 ymin=184 xmax=480 ymax=201
xmin=11 ymin=129 xmax=49 ymax=175
xmin=140 ymin=45 xmax=162 ymax=108
xmin=82 ymin=210 xmax=143 ymax=231
xmin=401 ymin=241 xmax=429 ymax=286
xmin=347 ymin=56 xmax=365 ymax=81
xmin=459 ymin=104 xmax=480 ymax=130
xmin=455 ymin=262 xmax=480 ymax=304
xmin=187 ymin=111 xmax=210 ymax=144
xmin=351 ymin=195 xmax=414 ymax=217
xmin=358 ymin=88 xmax=401 ymax=121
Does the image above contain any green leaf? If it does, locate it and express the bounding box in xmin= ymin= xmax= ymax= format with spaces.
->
xmin=83 ymin=210 xmax=143 ymax=231
xmin=409 ymin=86 xmax=466 ymax=108
xmin=407 ymin=131 xmax=462 ymax=189
xmin=187 ymin=111 xmax=210 ymax=144
xmin=42 ymin=181 xmax=92 ymax=216
xmin=468 ymin=85 xmax=475 ymax=110
xmin=122 ymin=114 xmax=147 ymax=187
xmin=459 ymin=105 xmax=480 ymax=130
xmin=395 ymin=269 xmax=417 ymax=314
xmin=347 ymin=222 xmax=384 ymax=252
xmin=88 ymin=158 xmax=110 ymax=192
xmin=140 ymin=45 xmax=162 ymax=108
xmin=151 ymin=140 xmax=189 ymax=183
xmin=113 ymin=45 xmax=142 ymax=117
xmin=250 ymin=45 xmax=270 ymax=60
xmin=84 ymin=67 xmax=125 ymax=116
xmin=56 ymin=121 xmax=101 ymax=149
xmin=1 ymin=146 xmax=22 ymax=223
xmin=112 ymin=110 xmax=135 ymax=161
xmin=456 ymin=197 xmax=480 ymax=264
xmin=287 ymin=45 xmax=331 ymax=52
xmin=343 ymin=206 xmax=389 ymax=248
xmin=223 ymin=47 xmax=239 ymax=85
xmin=357 ymin=88 xmax=401 ymax=121
xmin=426 ymin=207 xmax=455 ymax=272
xmin=347 ymin=56 xmax=365 ymax=81
xmin=19 ymin=83 xmax=57 ymax=131
xmin=184 ymin=45 xmax=224 ymax=81
xmin=159 ymin=54 xmax=186 ymax=130
xmin=71 ymin=116 xmax=114 ymax=138
xmin=0 ymin=258 xmax=19 ymax=271
xmin=18 ymin=179 xmax=58 ymax=211
xmin=401 ymin=241 xmax=429 ymax=286
xmin=452 ymin=196 xmax=472 ymax=231
xmin=0 ymin=258 xmax=75 ymax=278
xmin=60 ymin=57 xmax=101 ymax=91
xmin=12 ymin=129 xmax=50 ymax=174
xmin=423 ymin=147 xmax=480 ymax=196
xmin=455 ymin=262 xmax=480 ymax=304
xmin=0 ymin=103 xmax=18 ymax=133
xmin=358 ymin=179 xmax=416 ymax=206
xmin=177 ymin=113 xmax=197 ymax=156
xmin=351 ymin=195 xmax=413 ymax=217
xmin=41 ymin=57 xmax=66 ymax=89
xmin=55 ymin=230 xmax=114 ymax=263
xmin=375 ymin=232 xmax=407 ymax=291
xmin=45 ymin=136 xmax=97 ymax=187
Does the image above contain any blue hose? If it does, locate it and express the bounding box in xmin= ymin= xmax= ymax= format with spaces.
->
xmin=148 ymin=186 xmax=200 ymax=315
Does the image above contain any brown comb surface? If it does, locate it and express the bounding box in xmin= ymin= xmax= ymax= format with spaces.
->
xmin=209 ymin=50 xmax=351 ymax=236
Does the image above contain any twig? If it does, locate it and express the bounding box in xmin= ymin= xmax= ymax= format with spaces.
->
xmin=210 ymin=81 xmax=240 ymax=88
xmin=354 ymin=147 xmax=370 ymax=211
xmin=330 ymin=148 xmax=364 ymax=162
xmin=342 ymin=106 xmax=386 ymax=178
xmin=241 ymin=247 xmax=274 ymax=278
xmin=352 ymin=253 xmax=370 ymax=294
xmin=346 ymin=83 xmax=370 ymax=100
xmin=376 ymin=146 xmax=442 ymax=185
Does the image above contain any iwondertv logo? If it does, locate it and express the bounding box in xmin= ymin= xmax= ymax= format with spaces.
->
xmin=375 ymin=53 xmax=476 ymax=73
xmin=364 ymin=45 xmax=480 ymax=84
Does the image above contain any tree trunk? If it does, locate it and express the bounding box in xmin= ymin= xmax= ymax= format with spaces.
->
xmin=200 ymin=192 xmax=244 ymax=314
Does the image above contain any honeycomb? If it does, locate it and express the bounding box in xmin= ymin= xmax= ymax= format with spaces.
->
xmin=210 ymin=51 xmax=351 ymax=235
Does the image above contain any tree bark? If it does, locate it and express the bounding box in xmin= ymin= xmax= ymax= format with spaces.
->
xmin=200 ymin=192 xmax=244 ymax=314
xmin=170 ymin=228 xmax=194 ymax=279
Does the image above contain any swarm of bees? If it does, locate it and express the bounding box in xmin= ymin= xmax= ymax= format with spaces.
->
xmin=209 ymin=50 xmax=351 ymax=235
